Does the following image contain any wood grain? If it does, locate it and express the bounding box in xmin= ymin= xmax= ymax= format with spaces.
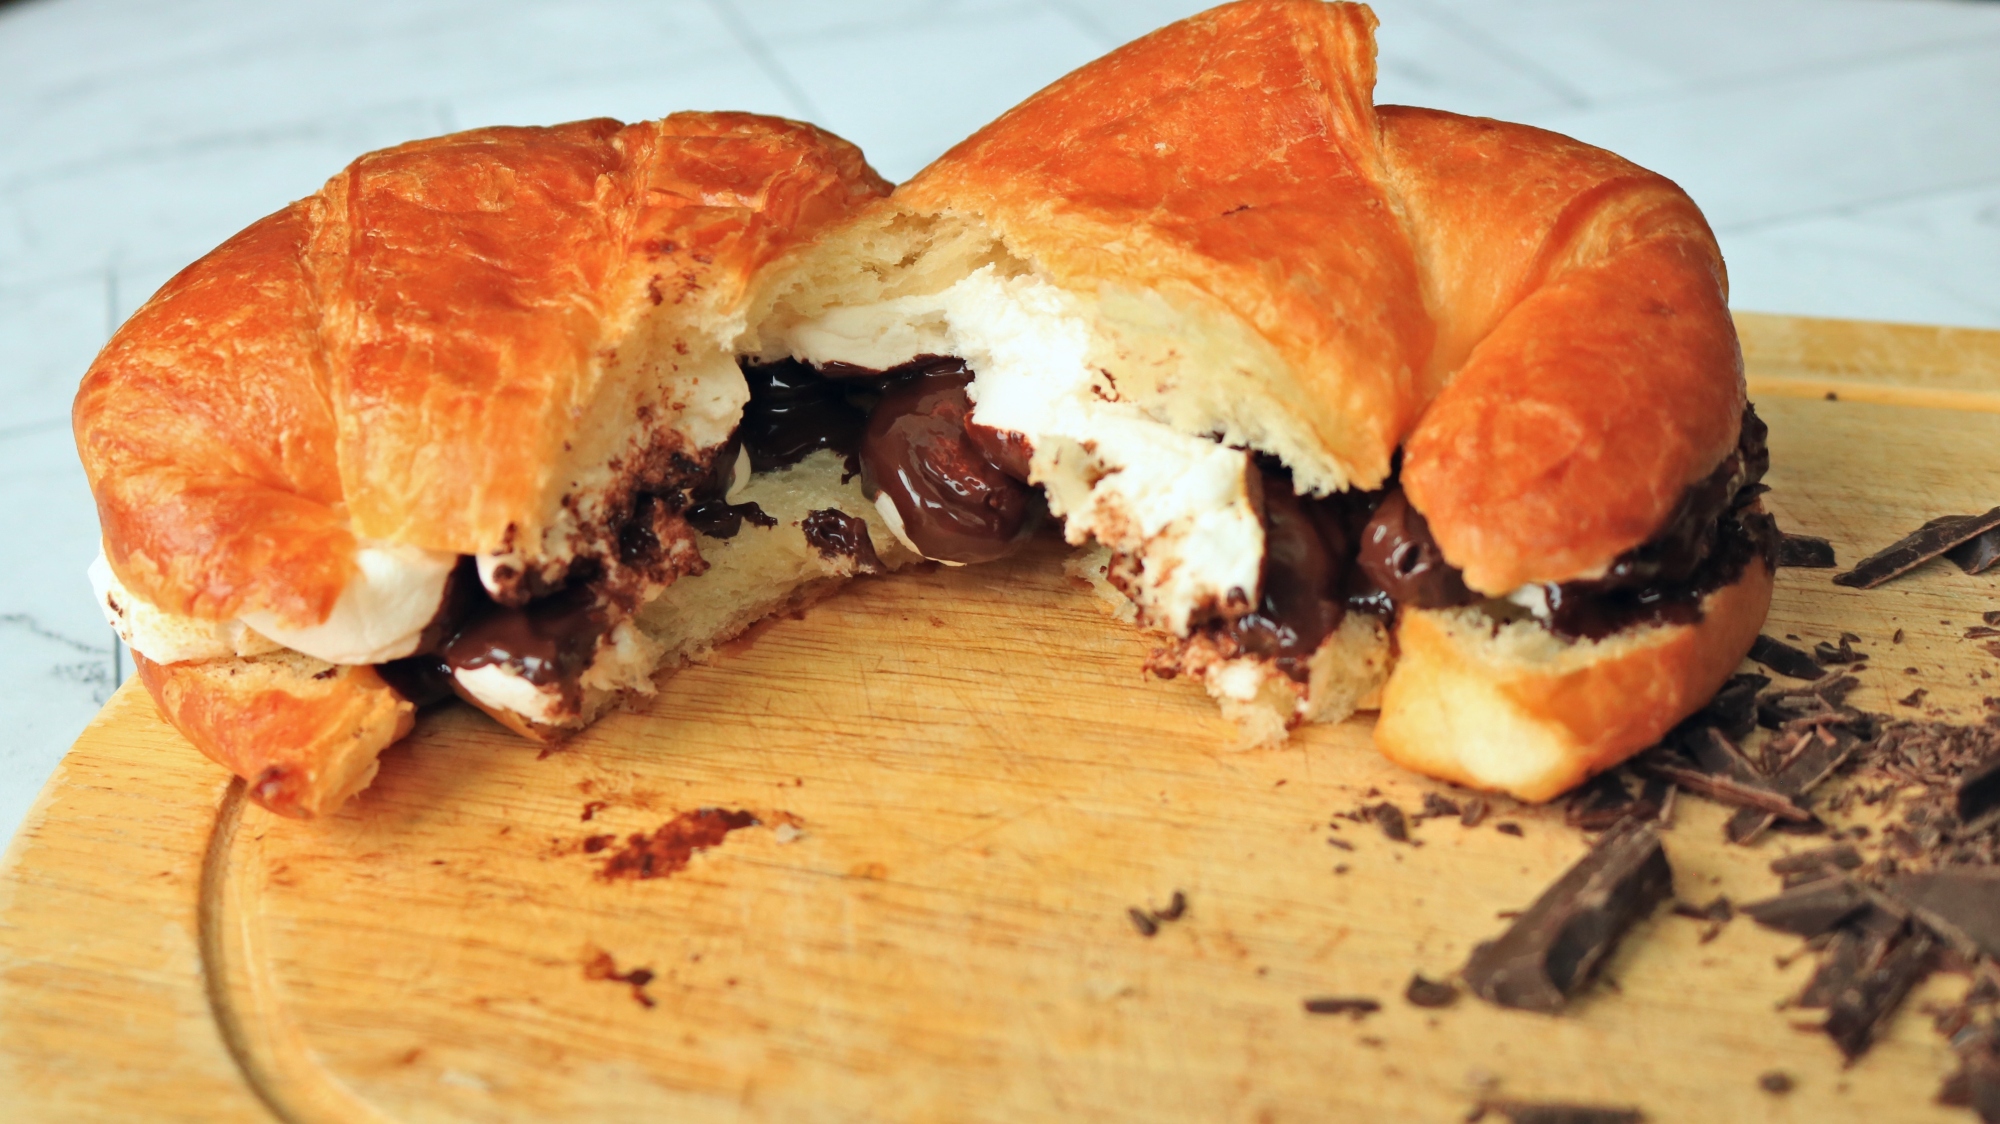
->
xmin=4 ymin=312 xmax=1999 ymax=1123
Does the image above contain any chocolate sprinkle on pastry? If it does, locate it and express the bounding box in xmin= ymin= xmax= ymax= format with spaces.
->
xmin=1949 ymin=526 xmax=2000 ymax=576
xmin=1479 ymin=1100 xmax=1644 ymax=1124
xmin=1404 ymin=973 xmax=1458 ymax=1008
xmin=1461 ymin=820 xmax=1672 ymax=1013
xmin=1833 ymin=507 xmax=2000 ymax=589
xmin=1749 ymin=635 xmax=1825 ymax=681
xmin=1301 ymin=996 xmax=1380 ymax=1018
xmin=1776 ymin=534 xmax=1837 ymax=568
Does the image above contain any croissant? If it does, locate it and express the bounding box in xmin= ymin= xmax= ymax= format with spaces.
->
xmin=76 ymin=0 xmax=1771 ymax=817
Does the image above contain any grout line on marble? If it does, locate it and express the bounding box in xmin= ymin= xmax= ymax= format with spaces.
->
xmin=1716 ymin=171 xmax=2000 ymax=235
xmin=1398 ymin=0 xmax=1592 ymax=109
xmin=700 ymin=0 xmax=822 ymax=122
xmin=0 ymin=612 xmax=108 ymax=658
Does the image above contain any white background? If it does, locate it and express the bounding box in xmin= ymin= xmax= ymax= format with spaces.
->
xmin=3 ymin=0 xmax=1998 ymax=848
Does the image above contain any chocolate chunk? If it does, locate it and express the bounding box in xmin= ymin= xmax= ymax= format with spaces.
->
xmin=1422 ymin=792 xmax=1463 ymax=819
xmin=1768 ymin=845 xmax=1863 ymax=877
xmin=1958 ymin=752 xmax=2000 ymax=825
xmin=1777 ymin=534 xmax=1837 ymax=568
xmin=1750 ymin=635 xmax=1826 ymax=681
xmin=1987 ymin=611 xmax=2000 ymax=627
xmin=801 ymin=508 xmax=884 ymax=573
xmin=1834 ymin=507 xmax=2000 ymax=589
xmin=1697 ymin=673 xmax=1770 ymax=740
xmin=1824 ymin=928 xmax=1936 ymax=1060
xmin=1301 ymin=996 xmax=1380 ymax=1018
xmin=1885 ymin=870 xmax=2000 ymax=961
xmin=1900 ymin=688 xmax=1930 ymax=708
xmin=1937 ymin=1028 xmax=2000 ymax=1122
xmin=1461 ymin=820 xmax=1673 ymax=1013
xmin=1742 ymin=878 xmax=1872 ymax=937
xmin=1480 ymin=1100 xmax=1644 ymax=1124
xmin=1949 ymin=526 xmax=2000 ymax=576
xmin=1404 ymin=973 xmax=1458 ymax=1008
xmin=1722 ymin=725 xmax=1859 ymax=844
xmin=1564 ymin=772 xmax=1657 ymax=832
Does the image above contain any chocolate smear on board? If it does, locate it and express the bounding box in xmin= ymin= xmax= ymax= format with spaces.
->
xmin=598 ymin=808 xmax=759 ymax=880
xmin=1478 ymin=1101 xmax=1644 ymax=1124
xmin=1750 ymin=635 xmax=1826 ymax=681
xmin=1949 ymin=526 xmax=2000 ymax=576
xmin=1404 ymin=973 xmax=1458 ymax=1008
xmin=1833 ymin=507 xmax=2000 ymax=589
xmin=1301 ymin=996 xmax=1380 ymax=1019
xmin=583 ymin=949 xmax=657 ymax=1009
xmin=1777 ymin=534 xmax=1837 ymax=568
xmin=1885 ymin=870 xmax=2000 ymax=961
xmin=1461 ymin=820 xmax=1673 ymax=1013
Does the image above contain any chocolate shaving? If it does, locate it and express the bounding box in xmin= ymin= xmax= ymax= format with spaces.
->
xmin=1814 ymin=637 xmax=1866 ymax=666
xmin=1949 ymin=527 xmax=2000 ymax=576
xmin=1632 ymin=760 xmax=1811 ymax=823
xmin=1885 ymin=870 xmax=2000 ymax=961
xmin=1128 ymin=908 xmax=1159 ymax=937
xmin=1462 ymin=820 xmax=1673 ymax=1013
xmin=1750 ymin=635 xmax=1826 ymax=681
xmin=1479 ymin=1101 xmax=1644 ymax=1124
xmin=1404 ymin=973 xmax=1458 ymax=1008
xmin=1824 ymin=928 xmax=1937 ymax=1060
xmin=1834 ymin=507 xmax=2000 ymax=589
xmin=1301 ymin=996 xmax=1380 ymax=1018
xmin=1742 ymin=878 xmax=1873 ymax=937
xmin=1769 ymin=844 xmax=1863 ymax=877
xmin=1724 ymin=726 xmax=1859 ymax=843
xmin=1777 ymin=534 xmax=1837 ymax=568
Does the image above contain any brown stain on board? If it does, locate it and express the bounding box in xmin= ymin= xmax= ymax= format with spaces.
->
xmin=598 ymin=809 xmax=759 ymax=881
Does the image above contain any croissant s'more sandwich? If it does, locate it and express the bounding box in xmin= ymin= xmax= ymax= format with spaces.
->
xmin=77 ymin=0 xmax=1772 ymax=819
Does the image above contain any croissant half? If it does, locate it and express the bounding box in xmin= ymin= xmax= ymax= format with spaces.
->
xmin=76 ymin=1 xmax=1770 ymax=818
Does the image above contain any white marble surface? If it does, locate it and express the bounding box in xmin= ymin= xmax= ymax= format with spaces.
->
xmin=2 ymin=0 xmax=1997 ymax=848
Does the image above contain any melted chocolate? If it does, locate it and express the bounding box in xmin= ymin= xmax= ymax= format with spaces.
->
xmin=737 ymin=360 xmax=867 ymax=474
xmin=801 ymin=508 xmax=885 ymax=573
xmin=1212 ymin=469 xmax=1348 ymax=681
xmin=374 ymin=655 xmax=455 ymax=708
xmin=443 ymin=583 xmax=608 ymax=687
xmin=684 ymin=500 xmax=777 ymax=539
xmin=859 ymin=367 xmax=1034 ymax=565
xmin=1356 ymin=489 xmax=1474 ymax=610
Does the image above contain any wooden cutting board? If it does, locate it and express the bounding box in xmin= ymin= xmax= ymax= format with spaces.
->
xmin=4 ymin=312 xmax=1999 ymax=1124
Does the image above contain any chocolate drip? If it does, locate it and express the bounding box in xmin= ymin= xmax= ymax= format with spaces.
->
xmin=801 ymin=508 xmax=884 ymax=573
xmin=737 ymin=359 xmax=867 ymax=473
xmin=442 ymin=584 xmax=608 ymax=687
xmin=859 ymin=367 xmax=1034 ymax=565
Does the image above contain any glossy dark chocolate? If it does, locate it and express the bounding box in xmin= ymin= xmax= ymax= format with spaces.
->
xmin=801 ymin=508 xmax=885 ymax=573
xmin=737 ymin=359 xmax=867 ymax=474
xmin=859 ymin=367 xmax=1034 ymax=565
xmin=1355 ymin=488 xmax=1473 ymax=610
xmin=442 ymin=584 xmax=608 ymax=688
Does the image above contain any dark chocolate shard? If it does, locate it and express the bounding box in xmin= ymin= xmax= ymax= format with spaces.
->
xmin=1958 ymin=752 xmax=2000 ymax=825
xmin=1823 ymin=929 xmax=1936 ymax=1061
xmin=1777 ymin=534 xmax=1837 ymax=568
xmin=1986 ymin=611 xmax=2000 ymax=627
xmin=1742 ymin=879 xmax=1872 ymax=938
xmin=1750 ymin=635 xmax=1826 ymax=681
xmin=1564 ymin=772 xmax=1654 ymax=831
xmin=1632 ymin=759 xmax=1811 ymax=823
xmin=1885 ymin=870 xmax=2000 ymax=961
xmin=1937 ymin=1026 xmax=2000 ymax=1122
xmin=1688 ymin=727 xmax=1763 ymax=784
xmin=1301 ymin=996 xmax=1380 ymax=1018
xmin=1370 ymin=802 xmax=1410 ymax=842
xmin=1480 ymin=1101 xmax=1644 ymax=1124
xmin=1769 ymin=844 xmax=1863 ymax=877
xmin=1697 ymin=673 xmax=1770 ymax=741
xmin=1461 ymin=820 xmax=1673 ymax=1013
xmin=1725 ymin=726 xmax=1860 ymax=844
xmin=1813 ymin=638 xmax=1866 ymax=666
xmin=1834 ymin=507 xmax=2000 ymax=589
xmin=1948 ymin=526 xmax=2000 ymax=576
xmin=1404 ymin=973 xmax=1458 ymax=1008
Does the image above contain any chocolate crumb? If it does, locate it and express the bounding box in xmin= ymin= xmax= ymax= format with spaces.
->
xmin=580 ymin=800 xmax=609 ymax=822
xmin=1495 ymin=822 xmax=1524 ymax=837
xmin=1900 ymin=689 xmax=1930 ymax=707
xmin=1405 ymin=974 xmax=1458 ymax=1008
xmin=1302 ymin=996 xmax=1381 ymax=1019
xmin=1128 ymin=908 xmax=1159 ymax=937
xmin=583 ymin=949 xmax=657 ymax=1009
xmin=1154 ymin=890 xmax=1188 ymax=923
xmin=1329 ymin=837 xmax=1354 ymax=851
xmin=1777 ymin=534 xmax=1837 ymax=568
xmin=1757 ymin=1071 xmax=1794 ymax=1094
xmin=1371 ymin=803 xmax=1411 ymax=842
xmin=1460 ymin=798 xmax=1490 ymax=828
xmin=1423 ymin=792 xmax=1463 ymax=818
xmin=1751 ymin=635 xmax=1826 ymax=681
xmin=1895 ymin=628 xmax=1906 ymax=643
